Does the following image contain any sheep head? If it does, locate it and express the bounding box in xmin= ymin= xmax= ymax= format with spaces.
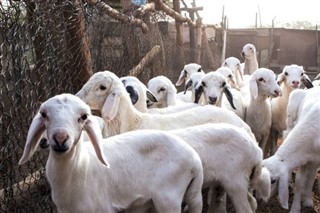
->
xmin=175 ymin=63 xmax=203 ymax=86
xmin=241 ymin=43 xmax=257 ymax=58
xmin=195 ymin=72 xmax=236 ymax=110
xmin=216 ymin=67 xmax=239 ymax=89
xmin=148 ymin=75 xmax=177 ymax=107
xmin=19 ymin=94 xmax=108 ymax=167
xmin=222 ymin=57 xmax=243 ymax=81
xmin=76 ymin=71 xmax=124 ymax=122
xmin=249 ymin=68 xmax=282 ymax=99
xmin=262 ymin=156 xmax=289 ymax=210
xmin=277 ymin=64 xmax=313 ymax=89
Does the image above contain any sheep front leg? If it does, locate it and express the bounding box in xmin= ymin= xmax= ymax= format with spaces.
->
xmin=302 ymin=163 xmax=318 ymax=207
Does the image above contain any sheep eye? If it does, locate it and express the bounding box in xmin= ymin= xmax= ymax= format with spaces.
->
xmin=300 ymin=73 xmax=303 ymax=76
xmin=201 ymin=82 xmax=206 ymax=87
xmin=197 ymin=67 xmax=202 ymax=72
xmin=224 ymin=62 xmax=228 ymax=66
xmin=271 ymin=178 xmax=277 ymax=184
xmin=284 ymin=72 xmax=288 ymax=76
xmin=258 ymin=78 xmax=264 ymax=82
xmin=159 ymin=87 xmax=166 ymax=92
xmin=100 ymin=85 xmax=107 ymax=90
xmin=221 ymin=82 xmax=226 ymax=87
xmin=228 ymin=75 xmax=232 ymax=78
xmin=40 ymin=112 xmax=47 ymax=118
xmin=81 ymin=114 xmax=88 ymax=120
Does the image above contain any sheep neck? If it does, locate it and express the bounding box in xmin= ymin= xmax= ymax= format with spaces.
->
xmin=106 ymin=93 xmax=142 ymax=136
xmin=244 ymin=56 xmax=258 ymax=75
xmin=46 ymin=141 xmax=113 ymax=211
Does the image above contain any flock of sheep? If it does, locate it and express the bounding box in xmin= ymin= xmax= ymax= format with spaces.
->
xmin=19 ymin=43 xmax=320 ymax=213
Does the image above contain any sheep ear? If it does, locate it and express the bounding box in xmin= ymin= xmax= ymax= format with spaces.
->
xmin=146 ymin=90 xmax=158 ymax=102
xmin=84 ymin=116 xmax=109 ymax=167
xmin=184 ymin=79 xmax=193 ymax=94
xmin=166 ymin=85 xmax=177 ymax=106
xmin=249 ymin=78 xmax=259 ymax=99
xmin=125 ymin=86 xmax=139 ymax=105
xmin=194 ymin=83 xmax=204 ymax=103
xmin=278 ymin=171 xmax=289 ymax=209
xmin=301 ymin=74 xmax=313 ymax=89
xmin=277 ymin=73 xmax=285 ymax=85
xmin=19 ymin=113 xmax=46 ymax=165
xmin=176 ymin=70 xmax=187 ymax=86
xmin=224 ymin=87 xmax=236 ymax=110
xmin=101 ymin=88 xmax=121 ymax=122
xmin=237 ymin=64 xmax=244 ymax=81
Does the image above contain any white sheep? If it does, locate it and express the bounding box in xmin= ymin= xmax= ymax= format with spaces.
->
xmin=245 ymin=68 xmax=282 ymax=157
xmin=175 ymin=63 xmax=204 ymax=86
xmin=19 ymin=93 xmax=204 ymax=213
xmin=262 ymin=87 xmax=320 ymax=213
xmin=241 ymin=43 xmax=259 ymax=75
xmin=312 ymin=73 xmax=320 ymax=86
xmin=216 ymin=67 xmax=239 ymax=89
xmin=184 ymin=72 xmax=206 ymax=104
xmin=193 ymin=71 xmax=247 ymax=120
xmin=267 ymin=64 xmax=313 ymax=155
xmin=120 ymin=76 xmax=270 ymax=212
xmin=121 ymin=75 xmax=199 ymax=114
xmin=221 ymin=57 xmax=245 ymax=88
xmin=76 ymin=70 xmax=255 ymax=139
xmin=120 ymin=76 xmax=156 ymax=113
xmin=170 ymin=123 xmax=271 ymax=213
xmin=147 ymin=75 xmax=180 ymax=108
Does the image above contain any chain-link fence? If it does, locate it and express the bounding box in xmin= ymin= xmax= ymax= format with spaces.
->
xmin=0 ymin=1 xmax=197 ymax=212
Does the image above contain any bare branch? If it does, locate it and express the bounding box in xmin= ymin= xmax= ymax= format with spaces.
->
xmin=129 ymin=45 xmax=161 ymax=76
xmin=150 ymin=0 xmax=196 ymax=27
xmin=133 ymin=2 xmax=156 ymax=18
xmin=92 ymin=1 xmax=149 ymax=34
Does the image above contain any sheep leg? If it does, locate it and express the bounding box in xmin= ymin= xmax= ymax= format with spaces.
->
xmin=260 ymin=135 xmax=270 ymax=159
xmin=227 ymin=186 xmax=253 ymax=213
xmin=183 ymin=178 xmax=204 ymax=213
xmin=302 ymin=163 xmax=318 ymax=207
xmin=267 ymin=128 xmax=279 ymax=157
xmin=248 ymin=192 xmax=257 ymax=212
xmin=290 ymin=167 xmax=304 ymax=213
xmin=290 ymin=164 xmax=316 ymax=213
xmin=207 ymin=186 xmax=227 ymax=213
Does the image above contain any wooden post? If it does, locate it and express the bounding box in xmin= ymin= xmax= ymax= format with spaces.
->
xmin=189 ymin=10 xmax=196 ymax=62
xmin=221 ymin=16 xmax=227 ymax=64
xmin=201 ymin=26 xmax=215 ymax=68
xmin=316 ymin=25 xmax=320 ymax=74
xmin=173 ymin=0 xmax=185 ymax=70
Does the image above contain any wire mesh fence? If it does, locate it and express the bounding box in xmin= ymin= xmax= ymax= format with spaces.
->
xmin=0 ymin=0 xmax=222 ymax=211
xmin=0 ymin=1 xmax=188 ymax=212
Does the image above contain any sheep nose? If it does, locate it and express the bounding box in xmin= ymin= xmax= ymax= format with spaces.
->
xmin=53 ymin=131 xmax=68 ymax=146
xmin=292 ymin=81 xmax=300 ymax=88
xmin=208 ymin=96 xmax=217 ymax=104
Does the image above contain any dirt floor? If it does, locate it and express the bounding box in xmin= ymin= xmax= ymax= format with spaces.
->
xmin=206 ymin=170 xmax=320 ymax=213
xmin=256 ymin=175 xmax=320 ymax=213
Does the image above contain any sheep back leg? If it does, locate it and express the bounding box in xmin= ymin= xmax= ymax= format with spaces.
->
xmin=183 ymin=175 xmax=204 ymax=213
xmin=224 ymin=178 xmax=253 ymax=213
xmin=207 ymin=185 xmax=227 ymax=213
xmin=290 ymin=163 xmax=317 ymax=213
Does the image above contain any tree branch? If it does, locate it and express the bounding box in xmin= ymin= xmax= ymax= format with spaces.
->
xmin=88 ymin=0 xmax=149 ymax=34
xmin=129 ymin=45 xmax=161 ymax=76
